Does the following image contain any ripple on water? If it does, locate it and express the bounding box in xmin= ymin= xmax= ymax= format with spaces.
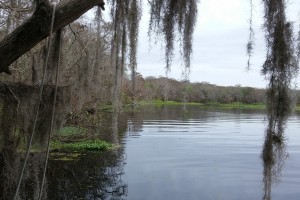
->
xmin=124 ymin=108 xmax=300 ymax=200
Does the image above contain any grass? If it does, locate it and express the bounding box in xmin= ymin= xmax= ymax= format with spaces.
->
xmin=203 ymin=102 xmax=266 ymax=109
xmin=138 ymin=100 xmax=203 ymax=107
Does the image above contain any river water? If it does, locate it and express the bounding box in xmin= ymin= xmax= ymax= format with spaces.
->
xmin=122 ymin=106 xmax=300 ymax=200
xmin=2 ymin=105 xmax=300 ymax=199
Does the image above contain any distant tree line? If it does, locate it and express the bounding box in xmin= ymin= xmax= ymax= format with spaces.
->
xmin=122 ymin=75 xmax=300 ymax=105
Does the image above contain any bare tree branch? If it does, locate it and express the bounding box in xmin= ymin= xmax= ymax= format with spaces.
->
xmin=0 ymin=0 xmax=105 ymax=74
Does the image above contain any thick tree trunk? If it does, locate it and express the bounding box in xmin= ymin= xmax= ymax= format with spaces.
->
xmin=0 ymin=0 xmax=105 ymax=74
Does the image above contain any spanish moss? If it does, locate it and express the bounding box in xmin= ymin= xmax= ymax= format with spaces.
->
xmin=247 ymin=0 xmax=255 ymax=70
xmin=148 ymin=0 xmax=198 ymax=73
xmin=297 ymin=23 xmax=300 ymax=61
xmin=109 ymin=0 xmax=142 ymax=110
xmin=262 ymin=0 xmax=299 ymax=137
xmin=109 ymin=0 xmax=127 ymax=113
xmin=181 ymin=65 xmax=191 ymax=111
xmin=262 ymin=127 xmax=287 ymax=200
xmin=129 ymin=0 xmax=141 ymax=105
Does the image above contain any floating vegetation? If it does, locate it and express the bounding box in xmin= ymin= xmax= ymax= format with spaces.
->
xmin=50 ymin=125 xmax=114 ymax=153
xmin=51 ymin=140 xmax=113 ymax=152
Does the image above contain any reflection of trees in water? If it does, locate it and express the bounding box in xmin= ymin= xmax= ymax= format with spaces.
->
xmin=0 ymin=83 xmax=129 ymax=199
xmin=127 ymin=112 xmax=143 ymax=138
xmin=1 ymin=120 xmax=127 ymax=200
xmin=48 ymin=149 xmax=127 ymax=200
xmin=1 ymin=149 xmax=127 ymax=200
xmin=112 ymin=110 xmax=120 ymax=144
xmin=0 ymin=83 xmax=70 ymax=150
xmin=0 ymin=83 xmax=69 ymax=199
xmin=262 ymin=119 xmax=289 ymax=200
xmin=0 ymin=93 xmax=20 ymax=200
xmin=0 ymin=153 xmax=46 ymax=199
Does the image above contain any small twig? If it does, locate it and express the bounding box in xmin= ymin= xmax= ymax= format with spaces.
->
xmin=68 ymin=24 xmax=90 ymax=56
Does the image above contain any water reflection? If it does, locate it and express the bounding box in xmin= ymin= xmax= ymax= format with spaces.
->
xmin=112 ymin=110 xmax=120 ymax=144
xmin=127 ymin=112 xmax=143 ymax=138
xmin=0 ymin=150 xmax=128 ymax=199
xmin=262 ymin=123 xmax=288 ymax=200
xmin=0 ymin=82 xmax=127 ymax=199
xmin=0 ymin=153 xmax=47 ymax=199
xmin=1 ymin=100 xmax=299 ymax=199
xmin=0 ymin=83 xmax=70 ymax=199
xmin=48 ymin=149 xmax=127 ymax=199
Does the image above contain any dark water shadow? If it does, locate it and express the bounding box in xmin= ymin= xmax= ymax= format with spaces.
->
xmin=0 ymin=152 xmax=48 ymax=199
xmin=0 ymin=83 xmax=70 ymax=199
xmin=47 ymin=149 xmax=127 ymax=199
xmin=0 ymin=82 xmax=128 ymax=199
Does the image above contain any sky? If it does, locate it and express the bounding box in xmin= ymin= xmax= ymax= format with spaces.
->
xmin=136 ymin=0 xmax=300 ymax=88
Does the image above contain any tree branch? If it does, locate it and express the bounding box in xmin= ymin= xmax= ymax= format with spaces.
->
xmin=0 ymin=0 xmax=105 ymax=74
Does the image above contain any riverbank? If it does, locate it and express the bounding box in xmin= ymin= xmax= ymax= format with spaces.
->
xmin=96 ymin=101 xmax=267 ymax=112
xmin=137 ymin=100 xmax=266 ymax=109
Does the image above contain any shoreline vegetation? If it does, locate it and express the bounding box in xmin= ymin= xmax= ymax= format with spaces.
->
xmin=148 ymin=100 xmax=300 ymax=111
xmin=98 ymin=99 xmax=300 ymax=113
xmin=99 ymin=101 xmax=267 ymax=112
xmin=137 ymin=100 xmax=267 ymax=110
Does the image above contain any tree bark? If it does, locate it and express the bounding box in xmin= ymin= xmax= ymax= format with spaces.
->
xmin=0 ymin=0 xmax=105 ymax=74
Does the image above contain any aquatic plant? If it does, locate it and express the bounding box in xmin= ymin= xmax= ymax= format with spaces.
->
xmin=51 ymin=140 xmax=113 ymax=152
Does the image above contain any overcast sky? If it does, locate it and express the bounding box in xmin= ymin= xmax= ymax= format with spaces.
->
xmin=136 ymin=0 xmax=300 ymax=88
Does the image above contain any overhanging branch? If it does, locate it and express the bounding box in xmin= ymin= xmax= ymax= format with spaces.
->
xmin=0 ymin=0 xmax=105 ymax=74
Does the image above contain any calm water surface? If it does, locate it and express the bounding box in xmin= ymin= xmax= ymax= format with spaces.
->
xmin=15 ymin=106 xmax=299 ymax=199
xmin=122 ymin=106 xmax=300 ymax=200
